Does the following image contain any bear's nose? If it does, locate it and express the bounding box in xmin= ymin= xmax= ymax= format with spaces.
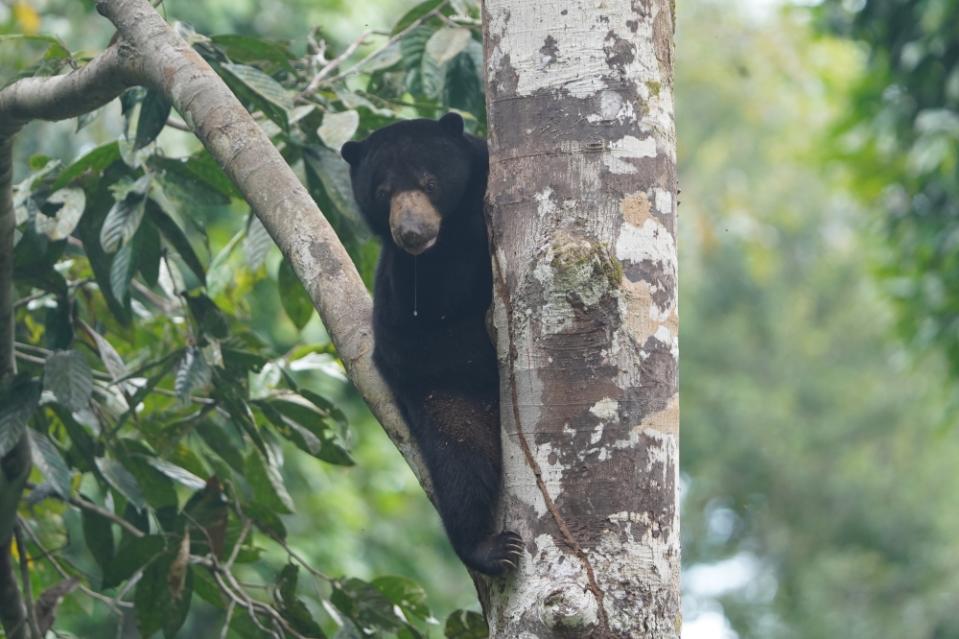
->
xmin=399 ymin=224 xmax=431 ymax=249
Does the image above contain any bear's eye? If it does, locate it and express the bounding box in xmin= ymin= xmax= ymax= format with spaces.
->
xmin=423 ymin=179 xmax=438 ymax=195
xmin=375 ymin=185 xmax=390 ymax=201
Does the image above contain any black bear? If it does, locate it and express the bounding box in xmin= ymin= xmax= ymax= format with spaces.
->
xmin=341 ymin=113 xmax=522 ymax=575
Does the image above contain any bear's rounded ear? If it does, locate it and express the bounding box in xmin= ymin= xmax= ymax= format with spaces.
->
xmin=439 ymin=112 xmax=465 ymax=137
xmin=341 ymin=141 xmax=364 ymax=166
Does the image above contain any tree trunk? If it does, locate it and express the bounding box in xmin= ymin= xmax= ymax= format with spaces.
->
xmin=481 ymin=0 xmax=680 ymax=637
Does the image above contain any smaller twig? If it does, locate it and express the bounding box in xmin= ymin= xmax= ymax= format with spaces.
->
xmin=219 ymin=600 xmax=235 ymax=639
xmin=325 ymin=2 xmax=449 ymax=84
xmin=298 ymin=31 xmax=371 ymax=99
xmin=275 ymin=537 xmax=331 ymax=583
xmin=150 ymin=386 xmax=217 ymax=405
xmin=18 ymin=518 xmax=131 ymax=613
xmin=224 ymin=519 xmax=251 ymax=571
xmin=28 ymin=485 xmax=146 ymax=539
xmin=14 ymin=525 xmax=42 ymax=639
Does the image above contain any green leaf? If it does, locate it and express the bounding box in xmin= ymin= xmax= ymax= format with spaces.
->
xmin=175 ymin=347 xmax=211 ymax=402
xmin=135 ymin=552 xmax=192 ymax=638
xmin=245 ymin=502 xmax=287 ymax=541
xmin=372 ymin=576 xmax=430 ymax=621
xmin=145 ymin=199 xmax=207 ymax=284
xmin=278 ymin=257 xmax=314 ymax=330
xmin=244 ymin=215 xmax=273 ymax=270
xmin=152 ymin=153 xmax=238 ymax=201
xmin=81 ymin=499 xmax=115 ymax=572
xmin=34 ymin=187 xmax=85 ymax=240
xmin=259 ymin=397 xmax=353 ymax=466
xmin=145 ymin=458 xmax=206 ymax=490
xmin=104 ymin=534 xmax=165 ymax=589
xmin=0 ymin=378 xmax=40 ymax=458
xmin=52 ymin=142 xmax=120 ymax=190
xmin=332 ymin=578 xmax=403 ymax=632
xmin=95 ymin=457 xmax=146 ymax=511
xmin=210 ymin=34 xmax=294 ymax=72
xmin=220 ymin=62 xmax=292 ymax=130
xmin=29 ymin=430 xmax=72 ymax=498
xmin=444 ymin=610 xmax=488 ymax=639
xmin=122 ymin=450 xmax=179 ymax=510
xmin=99 ymin=176 xmax=149 ymax=253
xmin=43 ymin=350 xmax=94 ymax=412
xmin=135 ymin=90 xmax=173 ymax=150
xmin=318 ymin=110 xmax=360 ymax=151
xmin=185 ymin=293 xmax=229 ymax=339
xmin=196 ymin=421 xmax=245 ymax=473
xmin=76 ymin=176 xmax=131 ymax=323
xmin=244 ymin=448 xmax=294 ymax=514
xmin=425 ymin=27 xmax=472 ymax=64
xmin=275 ymin=564 xmax=327 ymax=637
xmin=137 ymin=218 xmax=162 ymax=287
xmin=391 ymin=0 xmax=445 ymax=35
xmin=109 ymin=241 xmax=136 ymax=303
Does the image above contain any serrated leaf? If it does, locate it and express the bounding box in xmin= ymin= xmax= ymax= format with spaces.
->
xmin=109 ymin=241 xmax=136 ymax=303
xmin=175 ymin=347 xmax=211 ymax=402
xmin=76 ymin=180 xmax=131 ymax=324
xmin=0 ymin=377 xmax=41 ymax=458
xmin=29 ymin=430 xmax=72 ymax=498
xmin=81 ymin=500 xmax=115 ymax=572
xmin=318 ymin=110 xmax=360 ymax=151
xmin=425 ymin=27 xmax=472 ymax=64
xmin=99 ymin=176 xmax=149 ymax=253
xmin=84 ymin=325 xmax=127 ymax=381
xmin=444 ymin=610 xmax=488 ymax=639
xmin=135 ymin=89 xmax=172 ymax=150
xmin=34 ymin=187 xmax=85 ymax=240
xmin=244 ymin=214 xmax=273 ymax=269
xmin=44 ymin=350 xmax=94 ymax=412
xmin=278 ymin=257 xmax=314 ymax=330
xmin=96 ymin=457 xmax=146 ymax=511
xmin=392 ymin=0 xmax=445 ymax=35
xmin=244 ymin=448 xmax=294 ymax=514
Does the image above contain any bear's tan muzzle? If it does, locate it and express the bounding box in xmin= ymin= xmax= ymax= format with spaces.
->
xmin=389 ymin=191 xmax=442 ymax=255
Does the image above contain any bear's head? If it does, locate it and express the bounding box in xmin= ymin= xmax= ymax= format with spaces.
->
xmin=341 ymin=112 xmax=477 ymax=256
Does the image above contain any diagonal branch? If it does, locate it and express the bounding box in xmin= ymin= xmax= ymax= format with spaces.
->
xmin=90 ymin=0 xmax=427 ymax=492
xmin=0 ymin=1 xmax=432 ymax=632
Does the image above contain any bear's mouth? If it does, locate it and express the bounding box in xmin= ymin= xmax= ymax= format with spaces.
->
xmin=390 ymin=191 xmax=441 ymax=255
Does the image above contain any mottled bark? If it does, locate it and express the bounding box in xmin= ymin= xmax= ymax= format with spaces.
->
xmin=482 ymin=0 xmax=680 ymax=637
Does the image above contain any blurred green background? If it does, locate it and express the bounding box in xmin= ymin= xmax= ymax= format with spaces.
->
xmin=5 ymin=0 xmax=959 ymax=637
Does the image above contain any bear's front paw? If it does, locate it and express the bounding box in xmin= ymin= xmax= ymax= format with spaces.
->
xmin=472 ymin=531 xmax=524 ymax=576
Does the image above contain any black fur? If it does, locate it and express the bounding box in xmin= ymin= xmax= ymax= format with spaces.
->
xmin=342 ymin=114 xmax=522 ymax=575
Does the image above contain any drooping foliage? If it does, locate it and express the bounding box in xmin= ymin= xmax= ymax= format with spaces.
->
xmin=2 ymin=0 xmax=491 ymax=636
